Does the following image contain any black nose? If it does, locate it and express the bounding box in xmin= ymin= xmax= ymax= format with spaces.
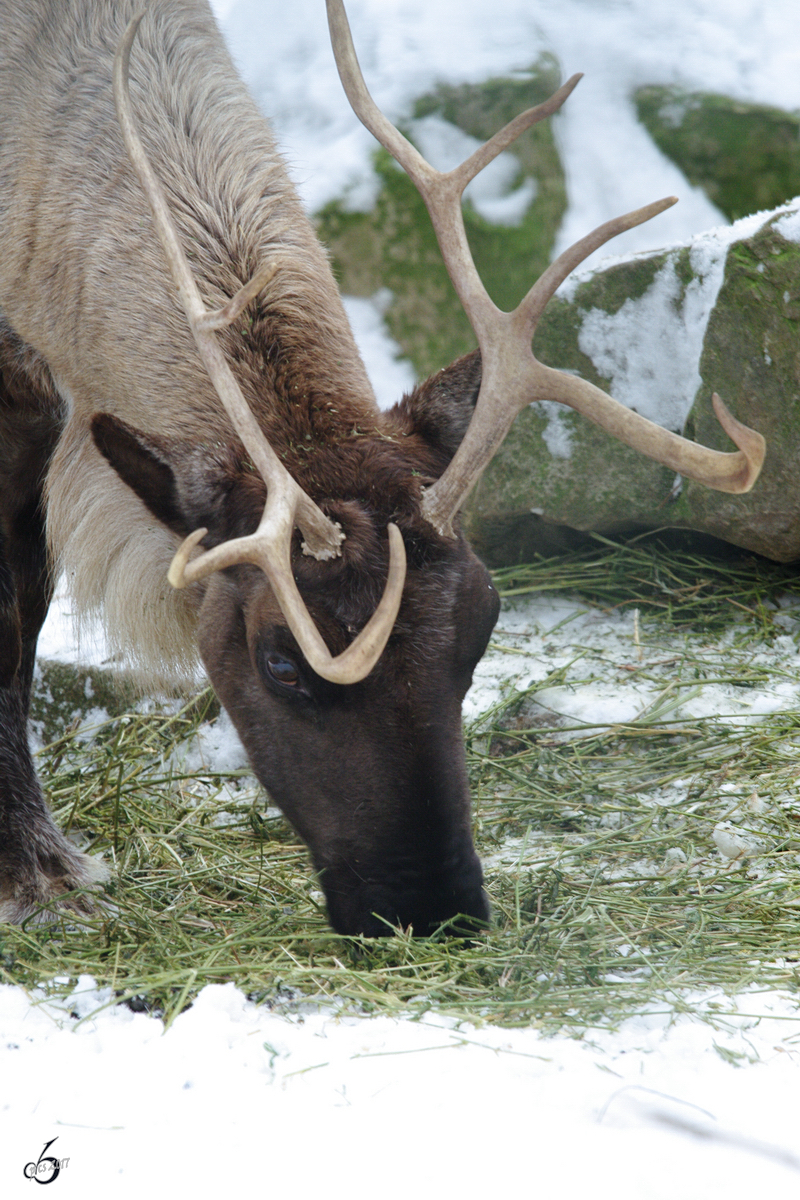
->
xmin=322 ymin=857 xmax=490 ymax=938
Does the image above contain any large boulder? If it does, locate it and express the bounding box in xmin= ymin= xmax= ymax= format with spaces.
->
xmin=463 ymin=202 xmax=800 ymax=565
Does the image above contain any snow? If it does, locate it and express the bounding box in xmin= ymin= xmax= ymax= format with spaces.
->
xmin=774 ymin=206 xmax=800 ymax=244
xmin=539 ymin=399 xmax=576 ymax=459
xmin=342 ymin=292 xmax=416 ymax=408
xmin=2 ymin=977 xmax=800 ymax=1197
xmin=5 ymin=0 xmax=800 ymax=1194
xmin=564 ymin=204 xmax=792 ymax=432
xmin=575 ymin=242 xmax=724 ymax=430
xmin=465 ymin=592 xmax=800 ymax=732
xmin=34 ymin=578 xmax=111 ymax=670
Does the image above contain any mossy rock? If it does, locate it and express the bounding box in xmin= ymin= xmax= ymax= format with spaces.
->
xmin=681 ymin=226 xmax=800 ymax=558
xmin=463 ymin=204 xmax=800 ymax=565
xmin=635 ymin=86 xmax=800 ymax=221
xmin=316 ymin=56 xmax=567 ymax=378
xmin=30 ymin=660 xmax=139 ymax=746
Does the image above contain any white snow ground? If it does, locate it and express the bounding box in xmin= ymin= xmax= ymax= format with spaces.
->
xmin=3 ymin=0 xmax=800 ymax=1195
xmin=2 ymin=978 xmax=799 ymax=1197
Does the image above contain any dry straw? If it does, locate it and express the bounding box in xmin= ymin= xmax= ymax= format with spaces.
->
xmin=2 ymin=535 xmax=799 ymax=1033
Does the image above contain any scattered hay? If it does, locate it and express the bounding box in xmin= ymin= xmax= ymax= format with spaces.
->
xmin=2 ymin=537 xmax=799 ymax=1032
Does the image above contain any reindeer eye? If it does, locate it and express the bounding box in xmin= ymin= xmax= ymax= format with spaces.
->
xmin=266 ymin=654 xmax=300 ymax=687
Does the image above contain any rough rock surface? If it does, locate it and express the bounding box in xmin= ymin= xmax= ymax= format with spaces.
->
xmin=312 ymin=61 xmax=800 ymax=565
xmin=463 ymin=202 xmax=800 ymax=565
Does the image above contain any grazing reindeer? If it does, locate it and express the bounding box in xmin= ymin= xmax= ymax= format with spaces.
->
xmin=0 ymin=0 xmax=763 ymax=935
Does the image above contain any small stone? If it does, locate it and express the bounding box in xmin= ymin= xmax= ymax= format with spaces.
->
xmin=713 ymin=822 xmax=749 ymax=860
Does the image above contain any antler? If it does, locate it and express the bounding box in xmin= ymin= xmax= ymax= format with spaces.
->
xmin=114 ymin=12 xmax=406 ymax=684
xmin=326 ymin=0 xmax=766 ymax=538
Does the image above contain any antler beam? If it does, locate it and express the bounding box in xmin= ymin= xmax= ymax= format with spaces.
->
xmin=114 ymin=12 xmax=406 ymax=683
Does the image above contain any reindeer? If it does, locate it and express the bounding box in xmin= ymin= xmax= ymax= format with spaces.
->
xmin=0 ymin=0 xmax=764 ymax=935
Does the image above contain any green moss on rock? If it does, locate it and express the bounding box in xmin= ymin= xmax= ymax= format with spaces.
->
xmin=680 ymin=221 xmax=800 ymax=559
xmin=464 ymin=207 xmax=800 ymax=565
xmin=635 ymin=86 xmax=800 ymax=221
xmin=30 ymin=660 xmax=138 ymax=746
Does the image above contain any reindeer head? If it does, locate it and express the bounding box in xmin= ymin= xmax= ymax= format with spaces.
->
xmin=93 ymin=350 xmax=498 ymax=936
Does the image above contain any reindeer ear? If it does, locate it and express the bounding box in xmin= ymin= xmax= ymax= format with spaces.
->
xmin=388 ymin=349 xmax=482 ymax=462
xmin=90 ymin=413 xmax=239 ymax=542
xmin=91 ymin=414 xmax=186 ymax=532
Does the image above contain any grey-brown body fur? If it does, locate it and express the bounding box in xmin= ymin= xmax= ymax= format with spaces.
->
xmin=0 ymin=0 xmax=496 ymax=933
xmin=1 ymin=0 xmax=375 ymax=679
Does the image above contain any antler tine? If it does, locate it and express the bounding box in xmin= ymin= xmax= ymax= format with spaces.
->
xmin=169 ymin=514 xmax=408 ymax=686
xmin=326 ymin=0 xmax=431 ymax=191
xmin=517 ymin=196 xmax=678 ymax=336
xmin=328 ymin=0 xmax=581 ymax=198
xmin=325 ymin=0 xmax=766 ymax=538
xmin=452 ymin=74 xmax=583 ymax=194
xmin=419 ymin=195 xmax=765 ymax=535
xmin=114 ymin=12 xmax=407 ymax=684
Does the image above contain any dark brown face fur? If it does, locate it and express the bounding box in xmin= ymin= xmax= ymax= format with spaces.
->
xmin=92 ymin=352 xmax=499 ymax=936
xmin=199 ymin=530 xmax=498 ymax=936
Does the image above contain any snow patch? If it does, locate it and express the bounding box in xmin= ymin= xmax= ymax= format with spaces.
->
xmin=576 ymin=251 xmax=720 ymax=429
xmin=3 ymin=977 xmax=800 ymax=1196
xmin=568 ymin=203 xmax=799 ymax=428
xmin=539 ymin=399 xmax=576 ymax=458
xmin=774 ymin=206 xmax=800 ymax=243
